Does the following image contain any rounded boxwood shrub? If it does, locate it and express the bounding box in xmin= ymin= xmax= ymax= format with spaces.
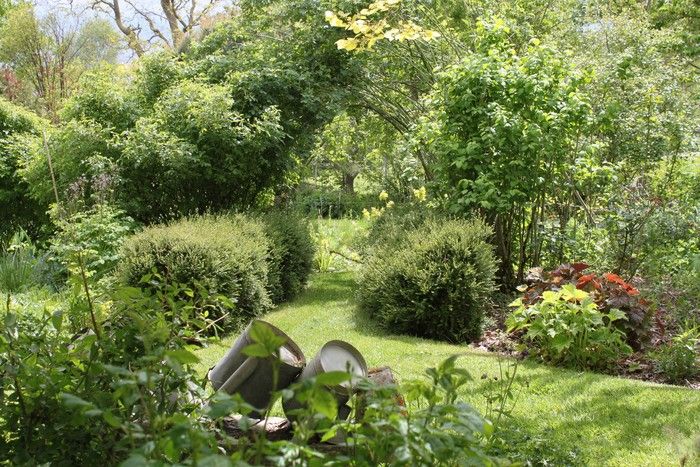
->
xmin=260 ymin=212 xmax=314 ymax=303
xmin=358 ymin=218 xmax=497 ymax=343
xmin=118 ymin=215 xmax=272 ymax=330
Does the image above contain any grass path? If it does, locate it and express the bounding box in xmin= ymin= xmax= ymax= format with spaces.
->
xmin=196 ymin=272 xmax=700 ymax=466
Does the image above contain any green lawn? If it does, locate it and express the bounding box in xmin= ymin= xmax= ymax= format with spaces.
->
xmin=196 ymin=272 xmax=700 ymax=466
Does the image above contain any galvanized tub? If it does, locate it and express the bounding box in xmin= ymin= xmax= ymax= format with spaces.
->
xmin=208 ymin=320 xmax=305 ymax=414
xmin=283 ymin=340 xmax=367 ymax=420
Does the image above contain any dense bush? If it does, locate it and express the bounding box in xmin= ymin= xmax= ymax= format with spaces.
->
xmin=0 ymin=280 xmax=224 ymax=464
xmin=420 ymin=19 xmax=591 ymax=287
xmin=653 ymin=326 xmax=700 ymax=384
xmin=60 ymin=66 xmax=141 ymax=133
xmin=16 ymin=120 xmax=121 ymax=210
xmin=358 ymin=218 xmax=497 ymax=343
xmin=0 ymin=98 xmax=48 ymax=240
xmin=508 ymin=285 xmax=633 ymax=370
xmin=118 ymin=81 xmax=285 ymax=223
xmin=259 ymin=212 xmax=314 ymax=303
xmin=50 ymin=204 xmax=135 ymax=285
xmin=520 ymin=263 xmax=652 ymax=349
xmin=118 ymin=213 xmax=316 ymax=329
xmin=118 ymin=215 xmax=272 ymax=330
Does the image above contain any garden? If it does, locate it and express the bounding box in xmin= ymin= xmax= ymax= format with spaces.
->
xmin=0 ymin=0 xmax=699 ymax=465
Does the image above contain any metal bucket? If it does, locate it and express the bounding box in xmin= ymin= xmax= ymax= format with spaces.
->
xmin=208 ymin=320 xmax=305 ymax=414
xmin=283 ymin=340 xmax=367 ymax=420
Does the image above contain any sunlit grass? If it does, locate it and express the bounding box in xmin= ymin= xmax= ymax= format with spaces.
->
xmin=196 ymin=272 xmax=700 ymax=466
xmin=309 ymin=217 xmax=368 ymax=272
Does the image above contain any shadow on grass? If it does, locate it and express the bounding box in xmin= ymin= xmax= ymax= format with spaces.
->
xmin=472 ymin=361 xmax=699 ymax=465
xmin=290 ymin=272 xmax=357 ymax=307
xmin=520 ymin=370 xmax=698 ymax=462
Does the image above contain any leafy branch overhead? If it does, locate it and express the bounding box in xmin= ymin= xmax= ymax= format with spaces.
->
xmin=325 ymin=0 xmax=440 ymax=51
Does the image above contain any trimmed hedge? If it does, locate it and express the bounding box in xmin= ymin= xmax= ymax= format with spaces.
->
xmin=358 ymin=218 xmax=497 ymax=343
xmin=118 ymin=213 xmax=315 ymax=331
xmin=260 ymin=212 xmax=314 ymax=303
xmin=118 ymin=215 xmax=272 ymax=330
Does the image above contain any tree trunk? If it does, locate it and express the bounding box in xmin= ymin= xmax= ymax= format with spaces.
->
xmin=161 ymin=0 xmax=185 ymax=49
xmin=341 ymin=172 xmax=357 ymax=194
xmin=494 ymin=214 xmax=516 ymax=291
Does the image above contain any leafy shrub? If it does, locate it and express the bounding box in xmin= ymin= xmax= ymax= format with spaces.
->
xmin=15 ymin=120 xmax=122 ymax=211
xmin=508 ymin=284 xmax=633 ymax=370
xmin=653 ymin=326 xmax=700 ymax=384
xmin=0 ymin=279 xmax=224 ymax=465
xmin=60 ymin=66 xmax=141 ymax=133
xmin=358 ymin=218 xmax=497 ymax=343
xmin=0 ymin=97 xmax=48 ymax=240
xmin=520 ymin=263 xmax=652 ymax=349
xmin=259 ymin=212 xmax=314 ymax=303
xmin=421 ymin=18 xmax=591 ymax=287
xmin=1 ymin=287 xmax=502 ymax=464
xmin=118 ymin=215 xmax=272 ymax=330
xmin=133 ymin=51 xmax=184 ymax=107
xmin=119 ymin=80 xmax=284 ymax=223
xmin=50 ymin=205 xmax=135 ymax=285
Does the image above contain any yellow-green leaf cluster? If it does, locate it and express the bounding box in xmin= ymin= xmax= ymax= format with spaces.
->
xmin=325 ymin=0 xmax=440 ymax=52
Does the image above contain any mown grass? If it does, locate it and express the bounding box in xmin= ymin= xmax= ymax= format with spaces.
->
xmin=196 ymin=272 xmax=700 ymax=466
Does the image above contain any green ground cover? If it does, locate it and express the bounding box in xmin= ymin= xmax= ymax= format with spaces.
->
xmin=196 ymin=272 xmax=700 ymax=466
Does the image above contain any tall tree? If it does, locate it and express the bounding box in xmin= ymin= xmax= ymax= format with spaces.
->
xmin=86 ymin=0 xmax=224 ymax=56
xmin=0 ymin=4 xmax=121 ymax=116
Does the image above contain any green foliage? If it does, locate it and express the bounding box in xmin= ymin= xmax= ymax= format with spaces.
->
xmin=339 ymin=355 xmax=497 ymax=465
xmin=653 ymin=326 xmax=700 ymax=384
xmin=49 ymin=204 xmax=134 ymax=285
xmin=0 ymin=98 xmax=48 ymax=240
xmin=119 ymin=80 xmax=284 ymax=222
xmin=16 ymin=120 xmax=121 ymax=210
xmin=519 ymin=263 xmax=652 ymax=350
xmin=359 ymin=218 xmax=497 ymax=343
xmin=61 ymin=66 xmax=140 ymax=133
xmin=259 ymin=212 xmax=314 ymax=303
xmin=421 ymin=17 xmax=591 ymax=286
xmin=577 ymin=14 xmax=695 ymax=181
xmin=118 ymin=215 xmax=272 ymax=331
xmin=133 ymin=51 xmax=184 ymax=107
xmin=0 ymin=279 xmax=228 ymax=464
xmin=296 ymin=187 xmax=375 ymax=218
xmin=508 ymin=285 xmax=633 ymax=370
xmin=430 ymin=19 xmax=590 ymax=208
xmin=186 ymin=0 xmax=355 ymax=145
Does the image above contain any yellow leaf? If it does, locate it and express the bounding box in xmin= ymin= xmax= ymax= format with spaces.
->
xmin=336 ymin=38 xmax=359 ymax=51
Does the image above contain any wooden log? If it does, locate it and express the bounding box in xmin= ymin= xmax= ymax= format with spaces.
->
xmin=221 ymin=415 xmax=292 ymax=441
